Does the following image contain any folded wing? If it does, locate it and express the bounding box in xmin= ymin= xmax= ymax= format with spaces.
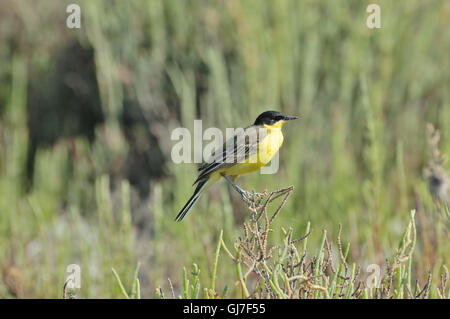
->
xmin=194 ymin=125 xmax=267 ymax=184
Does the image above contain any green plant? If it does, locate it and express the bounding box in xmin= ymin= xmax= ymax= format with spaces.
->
xmin=158 ymin=189 xmax=448 ymax=299
xmin=112 ymin=263 xmax=141 ymax=299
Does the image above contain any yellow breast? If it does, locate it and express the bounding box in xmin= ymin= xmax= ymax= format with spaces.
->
xmin=232 ymin=126 xmax=283 ymax=172
xmin=256 ymin=126 xmax=284 ymax=165
xmin=214 ymin=125 xmax=284 ymax=177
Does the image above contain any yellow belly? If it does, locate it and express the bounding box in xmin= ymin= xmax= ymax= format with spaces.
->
xmin=217 ymin=128 xmax=284 ymax=177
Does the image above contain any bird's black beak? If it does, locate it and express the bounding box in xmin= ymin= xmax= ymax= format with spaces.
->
xmin=283 ymin=115 xmax=298 ymax=121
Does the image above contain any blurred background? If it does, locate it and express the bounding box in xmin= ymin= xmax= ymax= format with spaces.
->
xmin=0 ymin=0 xmax=449 ymax=298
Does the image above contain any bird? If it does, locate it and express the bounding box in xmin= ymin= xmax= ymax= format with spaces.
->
xmin=175 ymin=110 xmax=297 ymax=221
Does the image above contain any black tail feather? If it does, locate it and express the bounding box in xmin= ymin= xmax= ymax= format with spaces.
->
xmin=175 ymin=180 xmax=208 ymax=222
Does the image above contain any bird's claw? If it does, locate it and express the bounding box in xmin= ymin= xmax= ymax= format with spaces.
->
xmin=239 ymin=190 xmax=255 ymax=206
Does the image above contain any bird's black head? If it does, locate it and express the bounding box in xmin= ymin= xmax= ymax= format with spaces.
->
xmin=253 ymin=110 xmax=297 ymax=126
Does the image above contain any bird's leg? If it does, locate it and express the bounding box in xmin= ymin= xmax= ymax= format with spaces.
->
xmin=221 ymin=174 xmax=252 ymax=205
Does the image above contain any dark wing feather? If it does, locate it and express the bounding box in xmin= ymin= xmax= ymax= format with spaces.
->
xmin=194 ymin=125 xmax=267 ymax=184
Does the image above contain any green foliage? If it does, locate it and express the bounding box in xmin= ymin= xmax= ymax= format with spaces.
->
xmin=160 ymin=203 xmax=448 ymax=299
xmin=111 ymin=263 xmax=141 ymax=299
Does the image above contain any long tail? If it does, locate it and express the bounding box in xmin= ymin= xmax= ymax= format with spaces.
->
xmin=175 ymin=179 xmax=209 ymax=222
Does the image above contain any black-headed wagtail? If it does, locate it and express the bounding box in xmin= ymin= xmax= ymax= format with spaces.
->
xmin=175 ymin=110 xmax=297 ymax=221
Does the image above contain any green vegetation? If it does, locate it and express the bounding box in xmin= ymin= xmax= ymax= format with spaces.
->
xmin=0 ymin=0 xmax=449 ymax=298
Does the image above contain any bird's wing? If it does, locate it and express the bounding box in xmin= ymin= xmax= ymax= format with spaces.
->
xmin=194 ymin=125 xmax=267 ymax=183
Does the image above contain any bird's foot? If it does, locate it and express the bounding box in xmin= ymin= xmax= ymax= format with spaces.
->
xmin=235 ymin=188 xmax=250 ymax=205
xmin=239 ymin=189 xmax=257 ymax=207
